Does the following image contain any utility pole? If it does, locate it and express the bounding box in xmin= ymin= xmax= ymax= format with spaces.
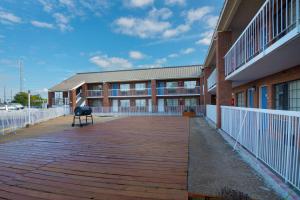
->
xmin=19 ymin=59 xmax=23 ymax=93
xmin=3 ymin=86 xmax=6 ymax=104
xmin=11 ymin=89 xmax=13 ymax=103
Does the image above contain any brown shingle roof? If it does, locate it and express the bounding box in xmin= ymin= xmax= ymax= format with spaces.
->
xmin=49 ymin=65 xmax=202 ymax=91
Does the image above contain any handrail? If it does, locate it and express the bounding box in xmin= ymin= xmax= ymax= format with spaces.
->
xmin=224 ymin=0 xmax=299 ymax=76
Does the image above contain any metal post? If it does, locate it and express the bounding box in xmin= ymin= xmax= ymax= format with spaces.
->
xmin=28 ymin=90 xmax=31 ymax=125
xmin=297 ymin=0 xmax=300 ymax=32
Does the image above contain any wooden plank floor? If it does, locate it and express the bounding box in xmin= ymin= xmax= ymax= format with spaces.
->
xmin=0 ymin=116 xmax=189 ymax=200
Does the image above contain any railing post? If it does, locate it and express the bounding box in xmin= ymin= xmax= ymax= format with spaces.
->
xmin=256 ymin=111 xmax=260 ymax=158
xmin=285 ymin=116 xmax=292 ymax=183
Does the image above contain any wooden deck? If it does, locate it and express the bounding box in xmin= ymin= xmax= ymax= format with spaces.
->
xmin=0 ymin=117 xmax=189 ymax=200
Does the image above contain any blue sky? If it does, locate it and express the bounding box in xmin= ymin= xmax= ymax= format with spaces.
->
xmin=0 ymin=0 xmax=223 ymax=99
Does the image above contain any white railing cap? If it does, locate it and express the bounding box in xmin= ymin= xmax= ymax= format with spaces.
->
xmin=221 ymin=106 xmax=300 ymax=117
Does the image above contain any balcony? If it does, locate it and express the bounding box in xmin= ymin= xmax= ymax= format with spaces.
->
xmin=156 ymin=86 xmax=201 ymax=96
xmin=109 ymin=88 xmax=151 ymax=97
xmin=86 ymin=90 xmax=103 ymax=98
xmin=225 ymin=0 xmax=300 ymax=82
xmin=207 ymin=68 xmax=217 ymax=94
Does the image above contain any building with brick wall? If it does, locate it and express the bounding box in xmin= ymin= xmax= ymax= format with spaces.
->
xmin=201 ymin=0 xmax=300 ymax=194
xmin=203 ymin=0 xmax=300 ymax=128
xmin=48 ymin=65 xmax=204 ymax=113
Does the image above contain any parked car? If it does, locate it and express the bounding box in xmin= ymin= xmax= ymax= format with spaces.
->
xmin=0 ymin=103 xmax=24 ymax=111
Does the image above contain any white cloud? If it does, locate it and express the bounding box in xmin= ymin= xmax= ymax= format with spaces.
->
xmin=168 ymin=53 xmax=178 ymax=58
xmin=196 ymin=30 xmax=214 ymax=45
xmin=205 ymin=15 xmax=218 ymax=29
xmin=53 ymin=13 xmax=72 ymax=32
xmin=163 ymin=24 xmax=190 ymax=38
xmin=148 ymin=8 xmax=173 ymax=20
xmin=0 ymin=10 xmax=21 ymax=24
xmin=124 ymin=0 xmax=154 ymax=8
xmin=38 ymin=0 xmax=54 ymax=12
xmin=129 ymin=51 xmax=145 ymax=60
xmin=114 ymin=17 xmax=171 ymax=39
xmin=186 ymin=6 xmax=213 ymax=23
xmin=181 ymin=47 xmax=194 ymax=54
xmin=90 ymin=54 xmax=133 ymax=70
xmin=165 ymin=0 xmax=186 ymax=6
xmin=59 ymin=0 xmax=75 ymax=8
xmin=31 ymin=20 xmax=54 ymax=29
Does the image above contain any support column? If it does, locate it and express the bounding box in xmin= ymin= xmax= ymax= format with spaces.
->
xmin=103 ymin=82 xmax=110 ymax=107
xmin=69 ymin=90 xmax=76 ymax=111
xmin=48 ymin=92 xmax=54 ymax=107
xmin=151 ymin=80 xmax=157 ymax=111
xmin=203 ymin=67 xmax=212 ymax=106
xmin=216 ymin=31 xmax=232 ymax=129
xmin=82 ymin=83 xmax=87 ymax=98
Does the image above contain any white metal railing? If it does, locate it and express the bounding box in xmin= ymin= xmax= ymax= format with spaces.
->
xmin=221 ymin=106 xmax=300 ymax=192
xmin=91 ymin=105 xmax=205 ymax=116
xmin=0 ymin=106 xmax=70 ymax=135
xmin=87 ymin=90 xmax=103 ymax=97
xmin=207 ymin=68 xmax=217 ymax=90
xmin=156 ymin=86 xmax=201 ymax=96
xmin=206 ymin=104 xmax=217 ymax=124
xmin=225 ymin=0 xmax=300 ymax=76
xmin=109 ymin=88 xmax=151 ymax=97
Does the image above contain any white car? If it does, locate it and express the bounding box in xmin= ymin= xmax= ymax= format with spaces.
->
xmin=0 ymin=103 xmax=24 ymax=111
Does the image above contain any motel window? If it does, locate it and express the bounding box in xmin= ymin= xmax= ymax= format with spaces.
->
xmin=166 ymin=82 xmax=178 ymax=88
xmin=184 ymin=81 xmax=197 ymax=89
xmin=135 ymin=99 xmax=146 ymax=107
xmin=120 ymin=84 xmax=130 ymax=91
xmin=275 ymin=80 xmax=300 ymax=111
xmin=135 ymin=83 xmax=146 ymax=91
xmin=185 ymin=98 xmax=197 ymax=107
xmin=166 ymin=99 xmax=179 ymax=106
xmin=54 ymin=92 xmax=63 ymax=99
xmin=120 ymin=99 xmax=130 ymax=108
xmin=236 ymin=92 xmax=245 ymax=107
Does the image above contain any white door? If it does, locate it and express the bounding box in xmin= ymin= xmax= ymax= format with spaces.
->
xmin=112 ymin=100 xmax=118 ymax=112
xmin=148 ymin=99 xmax=152 ymax=112
xmin=158 ymin=99 xmax=164 ymax=112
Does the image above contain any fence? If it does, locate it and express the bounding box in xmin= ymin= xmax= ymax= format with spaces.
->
xmin=91 ymin=105 xmax=205 ymax=116
xmin=0 ymin=106 xmax=70 ymax=135
xmin=221 ymin=106 xmax=300 ymax=192
xmin=225 ymin=0 xmax=300 ymax=76
xmin=206 ymin=105 xmax=217 ymax=124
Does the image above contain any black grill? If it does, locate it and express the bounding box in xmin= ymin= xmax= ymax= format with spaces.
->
xmin=72 ymin=106 xmax=93 ymax=127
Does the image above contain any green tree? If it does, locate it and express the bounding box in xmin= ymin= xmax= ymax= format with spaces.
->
xmin=13 ymin=92 xmax=46 ymax=107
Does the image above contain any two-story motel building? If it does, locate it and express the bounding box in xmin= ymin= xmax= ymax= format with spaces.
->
xmin=204 ymin=0 xmax=300 ymax=127
xmin=202 ymin=0 xmax=300 ymax=193
xmin=48 ymin=65 xmax=204 ymax=113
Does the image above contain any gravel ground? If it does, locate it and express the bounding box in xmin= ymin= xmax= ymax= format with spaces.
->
xmin=188 ymin=117 xmax=282 ymax=200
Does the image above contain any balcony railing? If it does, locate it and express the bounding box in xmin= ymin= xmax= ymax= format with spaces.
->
xmin=52 ymin=98 xmax=69 ymax=106
xmin=156 ymin=86 xmax=201 ymax=96
xmin=225 ymin=0 xmax=300 ymax=77
xmin=221 ymin=106 xmax=300 ymax=192
xmin=86 ymin=90 xmax=103 ymax=97
xmin=91 ymin=105 xmax=205 ymax=116
xmin=109 ymin=88 xmax=151 ymax=97
xmin=206 ymin=104 xmax=217 ymax=124
xmin=207 ymin=68 xmax=217 ymax=91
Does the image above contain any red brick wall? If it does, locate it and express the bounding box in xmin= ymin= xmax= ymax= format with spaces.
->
xmin=203 ymin=67 xmax=212 ymax=105
xmin=48 ymin=92 xmax=54 ymax=107
xmin=69 ymin=90 xmax=76 ymax=111
xmin=216 ymin=31 xmax=233 ymax=128
xmin=103 ymin=83 xmax=110 ymax=107
xmin=232 ymin=65 xmax=300 ymax=109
